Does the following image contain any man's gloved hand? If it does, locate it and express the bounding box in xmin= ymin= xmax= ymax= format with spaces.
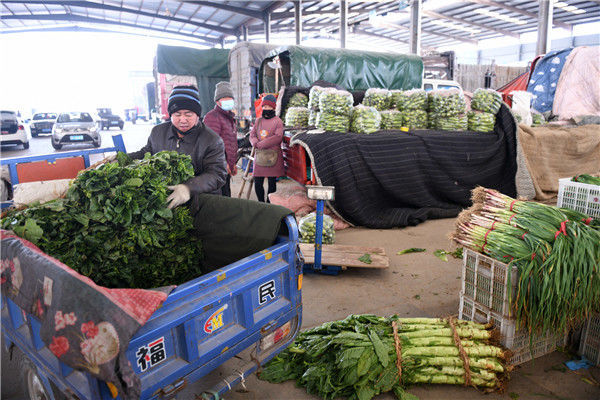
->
xmin=166 ymin=184 xmax=191 ymax=209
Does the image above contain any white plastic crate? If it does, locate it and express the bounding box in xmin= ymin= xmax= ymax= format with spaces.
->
xmin=461 ymin=248 xmax=518 ymax=317
xmin=557 ymin=177 xmax=600 ymax=218
xmin=579 ymin=312 xmax=600 ymax=366
xmin=459 ymin=295 xmax=565 ymax=365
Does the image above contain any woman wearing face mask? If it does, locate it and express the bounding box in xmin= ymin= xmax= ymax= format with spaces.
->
xmin=249 ymin=95 xmax=284 ymax=203
xmin=204 ymin=81 xmax=238 ymax=197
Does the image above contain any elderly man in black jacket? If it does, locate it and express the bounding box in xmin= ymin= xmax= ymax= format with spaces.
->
xmin=128 ymin=85 xmax=227 ymax=208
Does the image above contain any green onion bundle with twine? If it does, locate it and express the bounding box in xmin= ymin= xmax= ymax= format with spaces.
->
xmin=259 ymin=315 xmax=508 ymax=400
xmin=451 ymin=187 xmax=600 ymax=334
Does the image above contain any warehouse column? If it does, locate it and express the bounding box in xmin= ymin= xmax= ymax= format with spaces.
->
xmin=340 ymin=0 xmax=347 ymax=48
xmin=295 ymin=0 xmax=302 ymax=45
xmin=536 ymin=0 xmax=553 ymax=55
xmin=243 ymin=25 xmax=248 ymax=42
xmin=264 ymin=12 xmax=271 ymax=43
xmin=410 ymin=0 xmax=422 ymax=55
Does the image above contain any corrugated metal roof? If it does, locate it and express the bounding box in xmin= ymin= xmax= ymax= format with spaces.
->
xmin=1 ymin=1 xmax=599 ymax=51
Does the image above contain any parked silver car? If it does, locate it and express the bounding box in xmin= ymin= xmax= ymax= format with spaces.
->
xmin=52 ymin=112 xmax=101 ymax=150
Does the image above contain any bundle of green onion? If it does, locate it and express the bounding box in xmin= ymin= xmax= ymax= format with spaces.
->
xmin=400 ymin=109 xmax=428 ymax=130
xmin=433 ymin=114 xmax=468 ymax=131
xmin=285 ymin=107 xmax=310 ymax=128
xmin=390 ymin=90 xmax=404 ymax=109
xmin=429 ymin=89 xmax=466 ymax=117
xmin=397 ymin=89 xmax=428 ymax=111
xmin=308 ymin=110 xmax=318 ymax=127
xmin=573 ymin=174 xmax=600 ymax=186
xmin=363 ymin=88 xmax=392 ymax=111
xmin=351 ymin=105 xmax=381 ymax=134
xmin=452 ymin=187 xmax=600 ymax=334
xmin=319 ymin=88 xmax=354 ymax=116
xmin=260 ymin=315 xmax=507 ymax=400
xmin=380 ymin=110 xmax=404 ymax=130
xmin=467 ymin=111 xmax=496 ymax=133
xmin=282 ymin=92 xmax=309 ymax=122
xmin=316 ymin=112 xmax=350 ymax=133
xmin=308 ymin=86 xmax=326 ymax=111
xmin=471 ymin=89 xmax=502 ymax=114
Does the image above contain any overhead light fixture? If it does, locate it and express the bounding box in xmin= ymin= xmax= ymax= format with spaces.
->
xmin=474 ymin=8 xmax=527 ymax=25
xmin=430 ymin=19 xmax=480 ymax=34
xmin=554 ymin=1 xmax=586 ymax=15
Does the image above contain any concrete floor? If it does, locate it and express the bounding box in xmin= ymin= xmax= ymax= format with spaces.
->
xmin=2 ymin=177 xmax=599 ymax=400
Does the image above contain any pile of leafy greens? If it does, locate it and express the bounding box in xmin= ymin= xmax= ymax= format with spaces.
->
xmin=1 ymin=151 xmax=204 ymax=289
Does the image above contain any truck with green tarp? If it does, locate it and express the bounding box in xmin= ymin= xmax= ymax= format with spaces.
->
xmin=258 ymin=45 xmax=424 ymax=93
xmin=154 ymin=44 xmax=230 ymax=119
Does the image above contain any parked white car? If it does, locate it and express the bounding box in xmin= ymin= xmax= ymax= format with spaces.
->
xmin=0 ymin=110 xmax=29 ymax=149
xmin=422 ymin=78 xmax=463 ymax=93
xmin=30 ymin=112 xmax=58 ymax=137
xmin=52 ymin=112 xmax=101 ymax=150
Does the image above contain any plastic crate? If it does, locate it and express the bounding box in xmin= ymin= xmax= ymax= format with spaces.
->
xmin=461 ymin=248 xmax=518 ymax=317
xmin=579 ymin=312 xmax=600 ymax=366
xmin=557 ymin=177 xmax=600 ymax=218
xmin=459 ymin=295 xmax=565 ymax=365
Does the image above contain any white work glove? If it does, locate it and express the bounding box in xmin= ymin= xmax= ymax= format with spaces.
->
xmin=166 ymin=184 xmax=191 ymax=209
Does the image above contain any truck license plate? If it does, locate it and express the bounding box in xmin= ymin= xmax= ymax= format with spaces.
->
xmin=71 ymin=135 xmax=84 ymax=141
xmin=42 ymin=128 xmax=51 ymax=132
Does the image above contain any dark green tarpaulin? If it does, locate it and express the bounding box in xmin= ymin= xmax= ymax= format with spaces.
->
xmin=259 ymin=45 xmax=423 ymax=93
xmin=156 ymin=45 xmax=230 ymax=113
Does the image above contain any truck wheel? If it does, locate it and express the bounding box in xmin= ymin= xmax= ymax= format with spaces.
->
xmin=23 ymin=142 xmax=30 ymax=149
xmin=93 ymin=137 xmax=101 ymax=148
xmin=22 ymin=359 xmax=52 ymax=400
xmin=31 ymin=132 xmax=38 ymax=138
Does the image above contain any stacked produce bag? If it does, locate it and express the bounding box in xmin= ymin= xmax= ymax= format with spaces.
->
xmin=468 ymin=89 xmax=502 ymax=132
xmin=282 ymin=92 xmax=309 ymax=123
xmin=452 ymin=187 xmax=600 ymax=333
xmin=308 ymin=86 xmax=327 ymax=127
xmin=428 ymin=89 xmax=467 ymax=131
xmin=362 ymin=88 xmax=392 ymax=111
xmin=285 ymin=107 xmax=310 ymax=128
xmin=380 ymin=110 xmax=404 ymax=130
xmin=299 ymin=212 xmax=335 ymax=244
xmin=260 ymin=315 xmax=508 ymax=400
xmin=351 ymin=105 xmax=381 ymax=134
xmin=316 ymin=88 xmax=354 ymax=133
xmin=1 ymin=152 xmax=204 ymax=289
xmin=396 ymin=89 xmax=428 ymax=130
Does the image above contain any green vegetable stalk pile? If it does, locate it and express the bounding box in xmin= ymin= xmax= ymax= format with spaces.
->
xmin=396 ymin=89 xmax=428 ymax=112
xmin=282 ymin=92 xmax=309 ymax=122
xmin=400 ymin=110 xmax=428 ymax=130
xmin=1 ymin=151 xmax=204 ymax=289
xmin=379 ymin=110 xmax=404 ymax=130
xmin=298 ymin=212 xmax=335 ymax=244
xmin=431 ymin=114 xmax=468 ymax=131
xmin=390 ymin=90 xmax=404 ymax=110
xmin=285 ymin=107 xmax=310 ymax=128
xmin=467 ymin=111 xmax=495 ymax=133
xmin=470 ymin=89 xmax=502 ymax=115
xmin=363 ymin=88 xmax=392 ymax=111
xmin=351 ymin=105 xmax=381 ymax=134
xmin=309 ymin=86 xmax=327 ymax=127
xmin=531 ymin=112 xmax=546 ymax=126
xmin=572 ymin=174 xmax=600 ymax=185
xmin=260 ymin=315 xmax=508 ymax=400
xmin=315 ymin=89 xmax=353 ymax=132
xmin=428 ymin=89 xmax=466 ymax=117
xmin=452 ymin=187 xmax=600 ymax=334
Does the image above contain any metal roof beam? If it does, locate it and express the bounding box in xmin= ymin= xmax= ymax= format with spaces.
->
xmin=352 ymin=28 xmax=408 ymax=44
xmin=423 ymin=9 xmax=519 ymax=38
xmin=465 ymin=0 xmax=573 ymax=31
xmin=1 ymin=13 xmax=223 ymax=43
xmin=1 ymin=0 xmax=236 ymax=35
xmin=181 ymin=1 xmax=263 ymax=19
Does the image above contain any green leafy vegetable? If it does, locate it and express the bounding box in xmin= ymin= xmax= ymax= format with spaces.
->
xmin=358 ymin=253 xmax=372 ymax=264
xmin=433 ymin=249 xmax=449 ymax=262
xmin=396 ymin=248 xmax=426 ymax=255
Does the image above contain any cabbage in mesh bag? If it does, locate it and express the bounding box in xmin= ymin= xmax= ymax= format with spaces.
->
xmin=308 ymin=86 xmax=326 ymax=110
xmin=471 ymin=88 xmax=502 ymax=114
xmin=285 ymin=107 xmax=310 ymax=128
xmin=316 ymin=112 xmax=350 ymax=133
xmin=351 ymin=105 xmax=381 ymax=134
xmin=429 ymin=89 xmax=466 ymax=116
xmin=467 ymin=110 xmax=496 ymax=133
xmin=319 ymin=88 xmax=354 ymax=116
xmin=380 ymin=110 xmax=404 ymax=130
xmin=362 ymin=88 xmax=392 ymax=111
xmin=396 ymin=89 xmax=428 ymax=111
xmin=299 ymin=212 xmax=335 ymax=244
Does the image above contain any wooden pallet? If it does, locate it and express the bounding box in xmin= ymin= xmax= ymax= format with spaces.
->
xmin=299 ymin=243 xmax=389 ymax=269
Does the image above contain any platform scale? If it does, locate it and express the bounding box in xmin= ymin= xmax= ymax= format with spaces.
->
xmin=301 ymin=185 xmax=389 ymax=275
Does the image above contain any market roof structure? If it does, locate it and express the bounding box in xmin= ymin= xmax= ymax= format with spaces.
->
xmin=1 ymin=1 xmax=599 ymax=51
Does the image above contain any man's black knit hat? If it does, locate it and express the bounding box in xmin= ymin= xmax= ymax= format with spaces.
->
xmin=168 ymin=85 xmax=202 ymax=116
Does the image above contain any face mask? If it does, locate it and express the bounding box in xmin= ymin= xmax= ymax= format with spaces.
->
xmin=220 ymin=99 xmax=235 ymax=111
xmin=262 ymin=109 xmax=276 ymax=119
